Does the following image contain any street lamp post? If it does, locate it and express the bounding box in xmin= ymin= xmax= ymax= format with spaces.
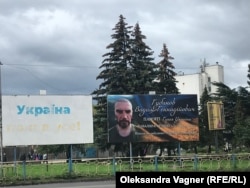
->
xmin=0 ymin=61 xmax=3 ymax=177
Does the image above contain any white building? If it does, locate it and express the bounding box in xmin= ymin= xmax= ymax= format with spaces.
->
xmin=175 ymin=60 xmax=224 ymax=104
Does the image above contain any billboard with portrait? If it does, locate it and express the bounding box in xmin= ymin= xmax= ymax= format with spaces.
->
xmin=107 ymin=94 xmax=199 ymax=143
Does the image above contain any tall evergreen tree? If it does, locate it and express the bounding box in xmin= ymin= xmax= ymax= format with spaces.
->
xmin=154 ymin=43 xmax=179 ymax=94
xmin=128 ymin=22 xmax=157 ymax=94
xmin=92 ymin=15 xmax=158 ymax=154
xmin=92 ymin=15 xmax=133 ymax=151
xmin=126 ymin=22 xmax=158 ymax=155
xmin=211 ymin=82 xmax=238 ymax=147
xmin=198 ymin=87 xmax=213 ymax=149
xmin=98 ymin=14 xmax=133 ymax=95
xmin=151 ymin=43 xmax=179 ymax=156
xmin=233 ymin=86 xmax=250 ymax=147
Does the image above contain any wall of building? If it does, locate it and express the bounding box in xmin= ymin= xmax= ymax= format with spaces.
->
xmin=175 ymin=61 xmax=224 ymax=104
xmin=204 ymin=63 xmax=224 ymax=94
xmin=175 ymin=73 xmax=202 ymax=101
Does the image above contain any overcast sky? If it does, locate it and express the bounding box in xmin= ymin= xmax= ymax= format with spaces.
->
xmin=0 ymin=0 xmax=249 ymax=95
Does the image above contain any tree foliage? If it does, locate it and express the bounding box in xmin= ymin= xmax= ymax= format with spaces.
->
xmin=233 ymin=86 xmax=250 ymax=147
xmin=128 ymin=22 xmax=157 ymax=94
xmin=92 ymin=15 xmax=133 ymax=151
xmin=209 ymin=82 xmax=250 ymax=150
xmin=92 ymin=15 xmax=161 ymax=154
xmin=154 ymin=43 xmax=179 ymax=94
xmin=36 ymin=16 xmax=250 ymax=157
xmin=198 ymin=87 xmax=213 ymax=148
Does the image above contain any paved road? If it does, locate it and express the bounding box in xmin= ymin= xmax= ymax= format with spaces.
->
xmin=5 ymin=180 xmax=115 ymax=188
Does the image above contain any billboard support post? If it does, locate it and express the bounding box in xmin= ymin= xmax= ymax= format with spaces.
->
xmin=215 ymin=131 xmax=219 ymax=154
xmin=129 ymin=142 xmax=133 ymax=169
xmin=14 ymin=146 xmax=17 ymax=174
xmin=68 ymin=144 xmax=73 ymax=173
xmin=178 ymin=142 xmax=182 ymax=166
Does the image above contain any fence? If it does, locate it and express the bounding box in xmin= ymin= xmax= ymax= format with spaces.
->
xmin=1 ymin=153 xmax=250 ymax=184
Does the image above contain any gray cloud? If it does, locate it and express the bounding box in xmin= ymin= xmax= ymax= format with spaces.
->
xmin=0 ymin=0 xmax=249 ymax=95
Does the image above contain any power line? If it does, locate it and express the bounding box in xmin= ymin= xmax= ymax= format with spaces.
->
xmin=2 ymin=62 xmax=249 ymax=70
xmin=2 ymin=64 xmax=94 ymax=93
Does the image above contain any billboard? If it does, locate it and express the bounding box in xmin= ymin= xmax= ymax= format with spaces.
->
xmin=2 ymin=95 xmax=93 ymax=146
xmin=107 ymin=94 xmax=199 ymax=143
xmin=207 ymin=101 xmax=225 ymax=130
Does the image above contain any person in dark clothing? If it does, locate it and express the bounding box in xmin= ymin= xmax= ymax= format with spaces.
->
xmin=108 ymin=98 xmax=141 ymax=143
xmin=3 ymin=153 xmax=7 ymax=162
xmin=20 ymin=153 xmax=26 ymax=161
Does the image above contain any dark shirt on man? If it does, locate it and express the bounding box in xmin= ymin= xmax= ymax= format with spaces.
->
xmin=108 ymin=124 xmax=141 ymax=143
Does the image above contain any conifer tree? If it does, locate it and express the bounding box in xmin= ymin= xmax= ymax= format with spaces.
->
xmin=211 ymin=82 xmax=238 ymax=147
xmin=92 ymin=15 xmax=160 ymax=153
xmin=154 ymin=43 xmax=179 ymax=94
xmin=150 ymin=43 xmax=179 ymax=156
xmin=233 ymin=86 xmax=250 ymax=147
xmin=128 ymin=22 xmax=157 ymax=94
xmin=98 ymin=14 xmax=133 ymax=95
xmin=199 ymin=87 xmax=213 ymax=149
xmin=92 ymin=15 xmax=133 ymax=150
xmin=125 ymin=22 xmax=158 ymax=155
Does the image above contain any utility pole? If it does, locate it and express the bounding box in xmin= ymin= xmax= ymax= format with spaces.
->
xmin=0 ymin=61 xmax=3 ymax=177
